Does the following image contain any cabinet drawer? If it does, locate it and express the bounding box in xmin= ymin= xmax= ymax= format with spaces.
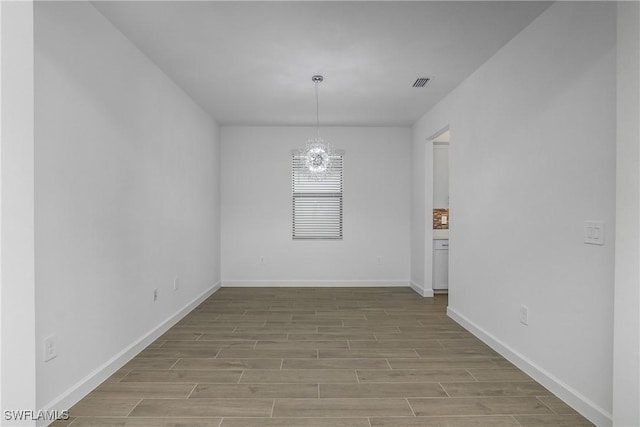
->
xmin=434 ymin=239 xmax=449 ymax=250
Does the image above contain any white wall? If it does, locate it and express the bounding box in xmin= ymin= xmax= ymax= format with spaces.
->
xmin=221 ymin=126 xmax=410 ymax=286
xmin=410 ymin=124 xmax=428 ymax=292
xmin=613 ymin=2 xmax=640 ymax=426
xmin=411 ymin=3 xmax=615 ymax=425
xmin=34 ymin=1 xmax=221 ymax=412
xmin=433 ymin=145 xmax=449 ymax=209
xmin=1 ymin=1 xmax=37 ymax=425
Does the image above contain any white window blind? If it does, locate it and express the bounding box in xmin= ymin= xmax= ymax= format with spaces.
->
xmin=292 ymin=154 xmax=343 ymax=239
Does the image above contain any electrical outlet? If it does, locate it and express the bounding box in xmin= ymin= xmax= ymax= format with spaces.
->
xmin=173 ymin=276 xmax=179 ymax=291
xmin=520 ymin=305 xmax=529 ymax=325
xmin=259 ymin=256 xmax=266 ymax=265
xmin=153 ymin=289 xmax=158 ymax=302
xmin=377 ymin=257 xmax=382 ymax=265
xmin=584 ymin=221 xmax=605 ymax=245
xmin=44 ymin=335 xmax=57 ymax=362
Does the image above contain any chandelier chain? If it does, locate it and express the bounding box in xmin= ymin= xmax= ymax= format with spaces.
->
xmin=315 ymin=80 xmax=320 ymax=138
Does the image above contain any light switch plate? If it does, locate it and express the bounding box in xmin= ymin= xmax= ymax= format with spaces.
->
xmin=584 ymin=221 xmax=605 ymax=245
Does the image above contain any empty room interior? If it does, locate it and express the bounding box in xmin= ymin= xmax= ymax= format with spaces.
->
xmin=1 ymin=1 xmax=639 ymax=427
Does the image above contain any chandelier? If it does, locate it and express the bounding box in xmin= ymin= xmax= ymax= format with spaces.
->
xmin=299 ymin=75 xmax=333 ymax=179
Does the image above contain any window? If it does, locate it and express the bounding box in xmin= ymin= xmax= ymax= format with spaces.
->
xmin=292 ymin=154 xmax=343 ymax=239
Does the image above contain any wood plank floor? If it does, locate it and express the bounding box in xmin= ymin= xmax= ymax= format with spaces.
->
xmin=54 ymin=287 xmax=594 ymax=427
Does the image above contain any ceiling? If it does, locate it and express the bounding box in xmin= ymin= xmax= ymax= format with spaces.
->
xmin=92 ymin=1 xmax=550 ymax=126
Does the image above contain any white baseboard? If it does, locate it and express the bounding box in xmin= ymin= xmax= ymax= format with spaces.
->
xmin=222 ymin=280 xmax=409 ymax=287
xmin=447 ymin=307 xmax=612 ymax=427
xmin=39 ymin=282 xmax=221 ymax=426
xmin=409 ymin=281 xmax=434 ymax=297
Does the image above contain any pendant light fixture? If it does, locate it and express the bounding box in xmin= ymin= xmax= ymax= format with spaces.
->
xmin=299 ymin=75 xmax=333 ymax=179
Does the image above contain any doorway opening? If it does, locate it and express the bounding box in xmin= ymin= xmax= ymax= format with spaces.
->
xmin=430 ymin=129 xmax=450 ymax=295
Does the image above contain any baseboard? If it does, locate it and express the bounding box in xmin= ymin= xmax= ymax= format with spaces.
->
xmin=39 ymin=282 xmax=221 ymax=426
xmin=447 ymin=307 xmax=612 ymax=427
xmin=409 ymin=281 xmax=434 ymax=297
xmin=222 ymin=280 xmax=409 ymax=287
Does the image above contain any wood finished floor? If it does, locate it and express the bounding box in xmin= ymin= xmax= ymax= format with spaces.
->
xmin=54 ymin=288 xmax=594 ymax=427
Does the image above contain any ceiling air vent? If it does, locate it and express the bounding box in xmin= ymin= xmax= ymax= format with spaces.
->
xmin=412 ymin=77 xmax=431 ymax=88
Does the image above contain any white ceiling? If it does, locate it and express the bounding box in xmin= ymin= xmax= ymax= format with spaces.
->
xmin=92 ymin=1 xmax=550 ymax=126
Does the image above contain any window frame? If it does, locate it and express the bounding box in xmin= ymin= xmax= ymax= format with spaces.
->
xmin=291 ymin=151 xmax=344 ymax=240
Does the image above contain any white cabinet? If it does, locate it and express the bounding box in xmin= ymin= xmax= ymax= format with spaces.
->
xmin=433 ymin=145 xmax=449 ymax=208
xmin=433 ymin=239 xmax=449 ymax=290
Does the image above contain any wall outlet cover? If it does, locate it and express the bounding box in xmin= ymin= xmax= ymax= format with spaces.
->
xmin=44 ymin=335 xmax=57 ymax=362
xmin=520 ymin=305 xmax=529 ymax=325
xmin=584 ymin=221 xmax=605 ymax=245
